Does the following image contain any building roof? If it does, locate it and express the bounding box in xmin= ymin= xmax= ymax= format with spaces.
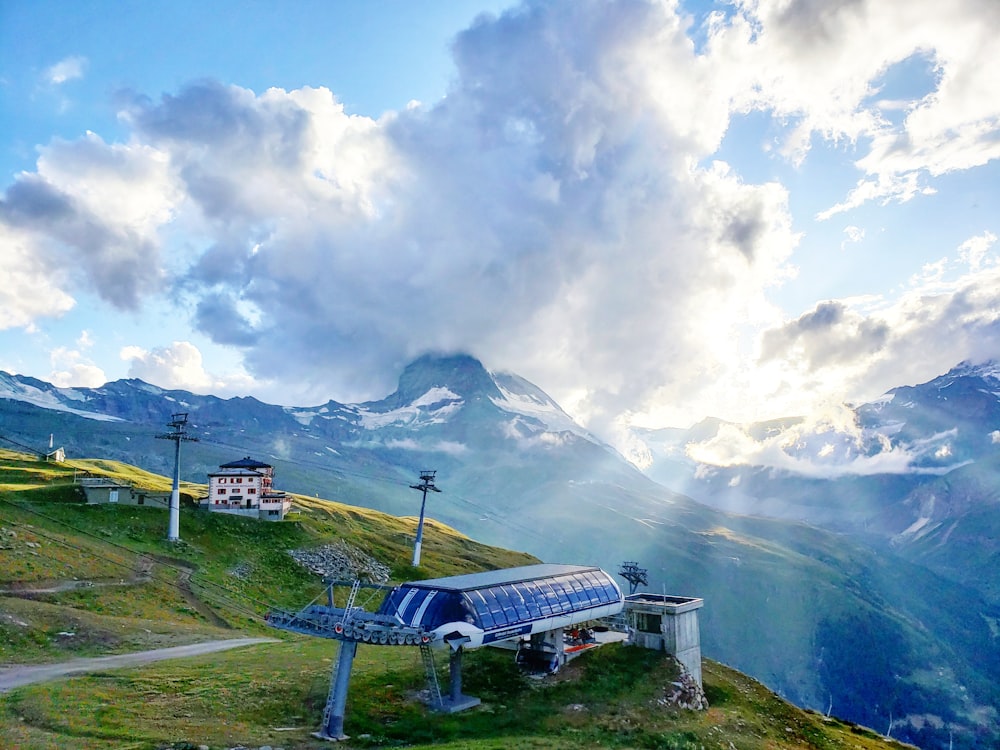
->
xmin=219 ymin=456 xmax=272 ymax=470
xmin=378 ymin=564 xmax=622 ymax=633
xmin=208 ymin=467 xmax=264 ymax=477
xmin=404 ymin=563 xmax=603 ymax=593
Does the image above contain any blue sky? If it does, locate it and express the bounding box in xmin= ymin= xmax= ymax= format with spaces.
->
xmin=2 ymin=0 xmax=1000 ymax=463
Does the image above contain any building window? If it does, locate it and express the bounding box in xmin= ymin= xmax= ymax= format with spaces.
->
xmin=248 ymin=488 xmax=256 ymax=494
xmin=236 ymin=477 xmax=243 ymax=483
xmin=635 ymin=612 xmax=661 ymax=634
xmin=217 ymin=488 xmax=226 ymax=495
xmin=219 ymin=477 xmax=226 ymax=484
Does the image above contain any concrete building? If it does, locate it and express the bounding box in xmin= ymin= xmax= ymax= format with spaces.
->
xmin=623 ymin=593 xmax=704 ymax=686
xmin=78 ymin=477 xmax=171 ymax=508
xmin=201 ymin=456 xmax=291 ymax=521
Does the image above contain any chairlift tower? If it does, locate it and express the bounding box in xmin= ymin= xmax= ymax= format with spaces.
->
xmin=409 ymin=470 xmax=441 ymax=566
xmin=618 ymin=561 xmax=648 ymax=595
xmin=156 ymin=413 xmax=198 ymax=542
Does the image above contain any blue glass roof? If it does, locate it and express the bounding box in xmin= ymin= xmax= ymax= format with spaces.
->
xmin=378 ymin=564 xmax=622 ymax=632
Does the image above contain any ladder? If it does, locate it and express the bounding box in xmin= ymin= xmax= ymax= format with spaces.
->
xmin=320 ymin=642 xmax=344 ymax=733
xmin=340 ymin=579 xmax=361 ymax=627
xmin=420 ymin=643 xmax=442 ymax=707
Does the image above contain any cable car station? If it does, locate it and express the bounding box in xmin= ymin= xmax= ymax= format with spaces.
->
xmin=267 ymin=562 xmax=701 ymax=741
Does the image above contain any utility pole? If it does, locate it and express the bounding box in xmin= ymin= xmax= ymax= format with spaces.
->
xmin=409 ymin=470 xmax=441 ymax=567
xmin=156 ymin=413 xmax=198 ymax=542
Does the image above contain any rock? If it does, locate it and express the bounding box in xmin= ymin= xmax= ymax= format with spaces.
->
xmin=288 ymin=540 xmax=390 ymax=582
xmin=653 ymin=658 xmax=708 ymax=711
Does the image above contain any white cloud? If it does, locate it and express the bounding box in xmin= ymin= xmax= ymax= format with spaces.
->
xmin=3 ymin=0 xmax=1000 ymax=438
xmin=44 ymin=56 xmax=87 ymax=85
xmin=708 ymin=0 xmax=1000 ymax=214
xmin=48 ymin=343 xmax=106 ymax=387
xmin=958 ymin=231 xmax=997 ymax=271
xmin=120 ymin=341 xmax=234 ymax=393
xmin=0 ymin=223 xmax=75 ymax=329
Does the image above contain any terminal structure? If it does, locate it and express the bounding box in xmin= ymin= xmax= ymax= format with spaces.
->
xmin=267 ymin=561 xmax=704 ymax=741
xmin=267 ymin=563 xmax=624 ymax=740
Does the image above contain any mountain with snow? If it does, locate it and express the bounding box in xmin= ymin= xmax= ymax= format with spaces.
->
xmin=1 ymin=354 xmax=998 ymax=749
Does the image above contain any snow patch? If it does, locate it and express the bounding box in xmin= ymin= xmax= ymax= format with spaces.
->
xmin=0 ymin=380 xmax=122 ymax=422
xmin=491 ymin=382 xmax=596 ymax=442
xmin=286 ymin=408 xmax=319 ymax=426
xmin=357 ymin=389 xmax=463 ymax=429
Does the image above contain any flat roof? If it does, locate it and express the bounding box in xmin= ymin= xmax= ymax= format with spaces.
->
xmin=405 ymin=563 xmax=603 ymax=593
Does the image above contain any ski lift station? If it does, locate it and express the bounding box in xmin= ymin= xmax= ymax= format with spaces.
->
xmin=267 ymin=563 xmax=702 ymax=741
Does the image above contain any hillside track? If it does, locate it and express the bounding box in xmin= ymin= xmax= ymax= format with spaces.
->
xmin=0 ymin=637 xmax=279 ymax=692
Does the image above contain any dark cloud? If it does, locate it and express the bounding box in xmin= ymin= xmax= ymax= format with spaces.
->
xmin=0 ymin=172 xmax=161 ymax=310
xmin=760 ymin=301 xmax=889 ymax=368
xmin=0 ymin=175 xmax=75 ymax=224
xmin=194 ymin=292 xmax=260 ymax=347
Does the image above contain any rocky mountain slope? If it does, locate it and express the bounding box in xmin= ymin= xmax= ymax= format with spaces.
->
xmin=1 ymin=356 xmax=998 ymax=749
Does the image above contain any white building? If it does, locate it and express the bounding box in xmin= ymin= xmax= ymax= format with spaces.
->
xmin=201 ymin=456 xmax=291 ymax=521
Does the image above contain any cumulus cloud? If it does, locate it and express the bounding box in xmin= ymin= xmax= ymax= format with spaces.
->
xmin=119 ymin=341 xmax=256 ymax=394
xmin=0 ymin=223 xmax=75 ymax=329
xmin=48 ymin=337 xmax=107 ymax=388
xmin=684 ymin=416 xmax=967 ymax=478
xmin=3 ymin=0 xmax=1000 ymax=444
xmin=706 ymin=0 xmax=1000 ymax=215
xmin=751 ymin=231 xmax=1000 ymax=421
xmin=0 ymin=133 xmax=178 ymax=310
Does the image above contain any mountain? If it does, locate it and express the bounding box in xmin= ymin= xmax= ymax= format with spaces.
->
xmin=633 ymin=361 xmax=1000 ymax=607
xmin=1 ymin=355 xmax=998 ymax=749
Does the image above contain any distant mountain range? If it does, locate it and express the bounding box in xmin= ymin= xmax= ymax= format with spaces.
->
xmin=1 ymin=354 xmax=998 ymax=750
xmin=631 ymin=361 xmax=1000 ymax=608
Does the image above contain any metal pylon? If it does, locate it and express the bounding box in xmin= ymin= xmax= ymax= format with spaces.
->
xmin=320 ymin=643 xmax=343 ymax=734
xmin=420 ymin=643 xmax=443 ymax=707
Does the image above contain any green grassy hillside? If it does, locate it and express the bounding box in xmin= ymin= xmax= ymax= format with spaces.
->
xmin=0 ymin=450 xmax=915 ymax=749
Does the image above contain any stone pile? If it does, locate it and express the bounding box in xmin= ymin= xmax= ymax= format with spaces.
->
xmin=655 ymin=661 xmax=709 ymax=711
xmin=287 ymin=539 xmax=391 ymax=582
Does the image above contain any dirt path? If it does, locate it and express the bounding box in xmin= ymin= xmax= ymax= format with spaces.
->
xmin=0 ymin=637 xmax=279 ymax=693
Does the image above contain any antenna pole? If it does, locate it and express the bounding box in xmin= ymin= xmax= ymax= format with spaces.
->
xmin=409 ymin=470 xmax=441 ymax=567
xmin=156 ymin=413 xmax=198 ymax=542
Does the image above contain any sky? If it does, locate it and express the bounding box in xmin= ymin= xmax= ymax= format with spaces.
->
xmin=2 ymin=0 xmax=1000 ymax=461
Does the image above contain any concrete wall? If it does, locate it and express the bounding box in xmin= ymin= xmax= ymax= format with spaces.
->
xmin=624 ymin=594 xmax=703 ymax=686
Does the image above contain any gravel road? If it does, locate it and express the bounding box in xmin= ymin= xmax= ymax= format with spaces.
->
xmin=0 ymin=637 xmax=279 ymax=693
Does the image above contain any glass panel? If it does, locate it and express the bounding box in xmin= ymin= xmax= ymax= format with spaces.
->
xmin=568 ymin=574 xmax=592 ymax=605
xmin=494 ymin=586 xmax=520 ymax=624
xmin=459 ymin=593 xmax=483 ymax=628
xmin=504 ymin=584 xmax=531 ymax=621
xmin=513 ymin=582 xmax=543 ymax=619
xmin=549 ymin=578 xmax=573 ymax=613
xmin=471 ymin=590 xmax=496 ymax=629
xmin=482 ymin=588 xmax=509 ymax=627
